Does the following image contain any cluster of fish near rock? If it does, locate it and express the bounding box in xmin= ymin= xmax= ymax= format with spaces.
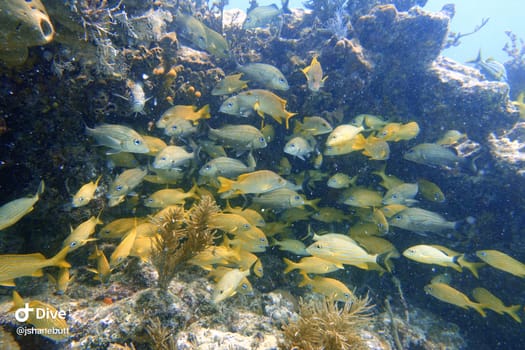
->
xmin=2 ymin=3 xmax=525 ymax=342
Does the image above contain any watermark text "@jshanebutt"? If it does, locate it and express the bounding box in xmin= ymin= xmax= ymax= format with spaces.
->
xmin=14 ymin=303 xmax=69 ymax=336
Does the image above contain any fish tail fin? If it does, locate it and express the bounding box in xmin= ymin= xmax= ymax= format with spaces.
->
xmin=50 ymin=246 xmax=71 ymax=269
xmin=506 ymin=305 xmax=522 ymax=323
xmin=298 ymin=272 xmax=312 ymax=287
xmin=352 ymin=133 xmax=367 ymax=151
xmin=188 ymin=181 xmax=201 ymax=200
xmin=94 ymin=174 xmax=103 ymax=187
xmin=37 ymin=180 xmax=45 ymax=197
xmin=293 ymin=120 xmax=303 ymax=134
xmin=457 ymin=255 xmax=484 ymax=278
xmin=282 ymin=257 xmax=297 ymax=274
xmin=471 ymin=302 xmax=487 ymax=317
xmin=198 ymin=104 xmax=211 ymax=120
xmin=466 ymin=49 xmax=482 ymax=64
xmin=96 ymin=209 xmax=104 ymax=225
xmin=217 ymin=176 xmax=235 ymax=193
xmin=376 ymin=251 xmax=396 ymax=273
xmin=285 ymin=112 xmax=297 ymax=130
xmin=305 ymin=198 xmax=320 ymax=210
xmin=10 ymin=291 xmax=25 ymax=311
xmin=246 ymin=151 xmax=257 ymax=170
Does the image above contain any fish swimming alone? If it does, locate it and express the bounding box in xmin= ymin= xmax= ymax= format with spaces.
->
xmin=0 ymin=180 xmax=44 ymax=231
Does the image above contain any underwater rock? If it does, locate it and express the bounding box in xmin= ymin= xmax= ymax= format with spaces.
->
xmin=0 ymin=0 xmax=55 ymax=66
xmin=354 ymin=5 xmax=448 ymax=68
xmin=488 ymin=121 xmax=525 ymax=176
xmin=420 ymin=56 xmax=517 ymax=137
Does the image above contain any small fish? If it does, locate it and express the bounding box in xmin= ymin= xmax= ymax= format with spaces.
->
xmin=327 ymin=173 xmax=355 ymax=189
xmin=174 ymin=10 xmax=207 ymax=50
xmin=144 ymin=185 xmax=199 ymax=208
xmin=199 ymin=154 xmax=256 ymax=179
xmin=107 ymin=168 xmax=147 ymax=207
xmin=403 ymin=143 xmax=470 ymax=171
xmin=110 ymin=227 xmax=138 ymax=268
xmin=0 ymin=180 xmax=44 ymax=231
xmin=299 ymin=274 xmax=355 ymax=302
xmin=212 ymin=73 xmax=249 ymax=96
xmin=228 ymin=236 xmax=268 ymax=253
xmin=372 ymin=165 xmax=404 ymax=190
xmin=476 ymin=250 xmax=525 ymax=278
xmin=311 ymin=207 xmax=347 ymax=223
xmin=113 ymin=80 xmax=149 ymax=115
xmin=208 ymin=267 xmax=253 ymax=296
xmin=0 ymin=246 xmax=70 ymax=286
xmin=208 ymin=124 xmax=267 ymax=151
xmin=156 ymin=105 xmax=211 ymax=128
xmin=436 ymin=130 xmax=468 ymax=146
xmin=467 ymin=49 xmax=508 ymax=81
xmin=72 ymin=175 xmax=101 ymax=208
xmin=306 ymin=234 xmax=381 ymax=270
xmin=223 ymin=202 xmax=266 ymax=227
xmin=213 ymin=268 xmax=251 ymax=303
xmin=301 ymin=55 xmax=327 ymax=92
xmin=363 ymin=114 xmax=388 ymax=130
xmin=283 ymin=256 xmax=343 ymax=274
xmin=243 ymin=4 xmax=282 ymax=29
xmin=341 ymin=187 xmax=383 ymax=208
xmin=471 ymin=287 xmax=521 ymax=323
xmin=164 ymin=118 xmax=197 ymax=139
xmin=152 ymin=145 xmax=194 ymax=170
xmin=47 ymin=267 xmax=74 ymax=295
xmin=188 ymin=245 xmax=241 ymax=270
xmin=403 ymin=245 xmax=462 ymax=272
xmin=352 ymin=134 xmax=390 ymax=160
xmin=62 ymin=214 xmax=103 ymax=251
xmin=326 ymin=124 xmax=364 ymax=147
xmin=86 ymin=124 xmax=149 ymax=154
xmin=254 ymin=188 xmax=316 ymax=210
xmin=237 ymin=63 xmax=289 ymax=91
xmin=417 ymin=179 xmax=445 ymax=203
xmin=284 ymin=136 xmax=315 ymax=160
xmin=217 ymin=170 xmax=287 ymax=196
xmin=11 ymin=291 xmax=69 ymax=341
xmin=294 ymin=116 xmax=333 ymax=136
xmin=380 ymin=204 xmax=407 ymax=218
xmin=98 ymin=217 xmax=146 ymax=239
xmin=377 ymin=121 xmax=420 ymax=142
xmin=424 ymin=282 xmax=486 ymax=317
xmin=272 ymin=238 xmax=309 ymax=255
xmin=87 ymin=245 xmax=111 ymax=283
xmin=220 ymin=89 xmax=296 ymax=128
xmin=382 ymin=182 xmax=419 ymax=206
xmin=351 ymin=234 xmax=399 ymax=272
xmin=371 ymin=207 xmax=389 ymax=234
xmin=202 ymin=25 xmax=230 ymax=59
xmin=207 ymin=213 xmax=253 ymax=234
xmin=390 ymin=207 xmax=458 ymax=235
xmin=106 ymin=152 xmax=140 ymax=169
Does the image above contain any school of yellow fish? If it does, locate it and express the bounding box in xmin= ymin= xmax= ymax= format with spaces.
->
xmin=1 ymin=6 xmax=524 ymax=342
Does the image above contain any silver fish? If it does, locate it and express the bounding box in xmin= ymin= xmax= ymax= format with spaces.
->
xmin=152 ymin=145 xmax=194 ymax=170
xmin=86 ymin=124 xmax=149 ymax=154
xmin=403 ymin=143 xmax=469 ymax=171
xmin=389 ymin=207 xmax=458 ymax=234
xmin=243 ymin=4 xmax=282 ymax=29
xmin=107 ymin=167 xmax=147 ymax=207
xmin=237 ymin=62 xmax=289 ymax=91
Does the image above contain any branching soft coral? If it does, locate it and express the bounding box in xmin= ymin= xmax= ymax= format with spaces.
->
xmin=280 ymin=295 xmax=374 ymax=350
xmin=151 ymin=195 xmax=220 ymax=290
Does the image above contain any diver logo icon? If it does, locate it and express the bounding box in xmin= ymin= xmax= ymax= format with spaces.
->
xmin=15 ymin=303 xmax=34 ymax=322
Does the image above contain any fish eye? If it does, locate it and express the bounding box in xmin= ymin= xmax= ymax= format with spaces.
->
xmin=294 ymin=195 xmax=301 ymax=201
xmin=241 ymin=283 xmax=248 ymax=290
xmin=392 ymin=194 xmax=398 ymax=199
xmin=259 ymin=137 xmax=265 ymax=143
xmin=242 ymin=223 xmax=250 ymax=230
xmin=171 ymin=125 xmax=178 ymax=130
xmin=279 ymin=78 xmax=285 ymax=83
xmin=227 ymin=102 xmax=233 ymax=108
xmin=78 ymin=197 xmax=84 ymax=202
xmin=70 ymin=241 xmax=78 ymax=248
xmin=115 ymin=185 xmax=123 ymax=192
xmin=344 ymin=293 xmax=350 ymax=298
xmin=205 ymin=165 xmax=211 ymax=170
xmin=133 ymin=139 xmax=142 ymax=145
xmin=479 ymin=251 xmax=486 ymax=257
xmin=259 ymin=238 xmax=266 ymax=243
xmin=161 ymin=156 xmax=167 ymax=161
xmin=289 ymin=143 xmax=296 ymax=148
xmin=395 ymin=214 xmax=402 ymax=220
xmin=146 ymin=198 xmax=153 ymax=203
